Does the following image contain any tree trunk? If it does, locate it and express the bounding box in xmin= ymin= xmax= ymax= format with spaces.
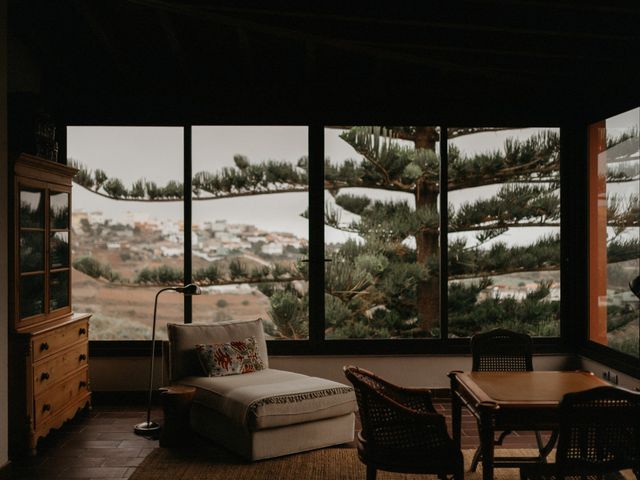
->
xmin=414 ymin=127 xmax=440 ymax=335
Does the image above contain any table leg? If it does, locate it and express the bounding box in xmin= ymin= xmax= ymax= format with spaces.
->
xmin=448 ymin=372 xmax=462 ymax=450
xmin=479 ymin=402 xmax=497 ymax=480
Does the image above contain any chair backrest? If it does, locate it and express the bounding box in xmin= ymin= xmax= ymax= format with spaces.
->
xmin=470 ymin=328 xmax=533 ymax=372
xmin=555 ymin=386 xmax=640 ymax=474
xmin=167 ymin=318 xmax=268 ymax=381
xmin=343 ymin=365 xmax=440 ymax=450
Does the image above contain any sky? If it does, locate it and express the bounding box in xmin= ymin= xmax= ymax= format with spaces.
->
xmin=67 ymin=113 xmax=638 ymax=248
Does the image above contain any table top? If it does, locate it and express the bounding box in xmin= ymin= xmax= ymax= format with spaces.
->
xmin=452 ymin=370 xmax=610 ymax=407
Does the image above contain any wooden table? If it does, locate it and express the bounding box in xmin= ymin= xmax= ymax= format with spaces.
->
xmin=448 ymin=370 xmax=610 ymax=480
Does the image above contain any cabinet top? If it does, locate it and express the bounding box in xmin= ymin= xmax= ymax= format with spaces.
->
xmin=14 ymin=154 xmax=78 ymax=184
xmin=15 ymin=313 xmax=92 ymax=336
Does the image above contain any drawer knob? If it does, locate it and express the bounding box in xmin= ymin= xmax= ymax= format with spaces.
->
xmin=79 ymin=381 xmax=87 ymax=389
xmin=79 ymin=354 xmax=87 ymax=361
xmin=40 ymin=342 xmax=49 ymax=352
xmin=42 ymin=404 xmax=51 ymax=412
xmin=79 ymin=328 xmax=87 ymax=335
xmin=40 ymin=372 xmax=50 ymax=381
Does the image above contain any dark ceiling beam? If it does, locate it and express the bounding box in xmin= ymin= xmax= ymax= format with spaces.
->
xmin=124 ymin=0 xmax=565 ymax=86
xmin=158 ymin=3 xmax=640 ymax=42
xmin=352 ymin=40 xmax=628 ymax=63
xmin=468 ymin=0 xmax=640 ymax=15
xmin=71 ymin=0 xmax=128 ymax=78
xmin=156 ymin=9 xmax=182 ymax=57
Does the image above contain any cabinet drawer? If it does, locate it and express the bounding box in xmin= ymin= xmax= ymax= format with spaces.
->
xmin=33 ymin=342 xmax=88 ymax=395
xmin=34 ymin=368 xmax=89 ymax=427
xmin=32 ymin=319 xmax=89 ymax=362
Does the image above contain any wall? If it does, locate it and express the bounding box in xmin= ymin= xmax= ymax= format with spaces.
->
xmin=89 ymin=353 xmax=576 ymax=391
xmin=579 ymin=356 xmax=640 ymax=391
xmin=0 ymin=0 xmax=10 ymax=469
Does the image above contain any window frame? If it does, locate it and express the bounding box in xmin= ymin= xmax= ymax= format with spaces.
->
xmin=78 ymin=124 xmax=568 ymax=357
xmin=578 ymin=110 xmax=640 ymax=378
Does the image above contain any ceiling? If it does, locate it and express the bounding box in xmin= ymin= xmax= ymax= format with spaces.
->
xmin=8 ymin=0 xmax=640 ymax=125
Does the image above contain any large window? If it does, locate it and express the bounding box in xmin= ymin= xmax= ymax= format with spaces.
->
xmin=191 ymin=126 xmax=309 ymax=340
xmin=589 ymin=108 xmax=640 ymax=358
xmin=447 ymin=128 xmax=561 ymax=338
xmin=69 ymin=127 xmax=184 ymax=340
xmin=324 ymin=127 xmax=440 ymax=339
xmin=68 ymin=125 xmax=564 ymax=348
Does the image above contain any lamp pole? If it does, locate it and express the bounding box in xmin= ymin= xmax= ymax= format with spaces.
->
xmin=134 ymin=284 xmax=201 ymax=435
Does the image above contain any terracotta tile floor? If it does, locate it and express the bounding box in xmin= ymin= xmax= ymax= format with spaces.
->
xmin=8 ymin=399 xmax=548 ymax=479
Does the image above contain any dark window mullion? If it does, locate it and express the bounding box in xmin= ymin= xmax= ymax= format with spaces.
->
xmin=439 ymin=126 xmax=449 ymax=341
xmin=308 ymin=124 xmax=325 ymax=346
xmin=184 ymin=125 xmax=193 ymax=323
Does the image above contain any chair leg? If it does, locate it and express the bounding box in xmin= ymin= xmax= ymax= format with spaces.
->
xmin=536 ymin=430 xmax=558 ymax=462
xmin=470 ymin=446 xmax=482 ymax=472
xmin=454 ymin=464 xmax=465 ymax=480
xmin=366 ymin=465 xmax=376 ymax=480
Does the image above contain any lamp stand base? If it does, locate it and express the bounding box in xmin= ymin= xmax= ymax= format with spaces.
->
xmin=134 ymin=421 xmax=161 ymax=435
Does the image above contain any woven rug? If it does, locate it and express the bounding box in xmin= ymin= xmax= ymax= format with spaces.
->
xmin=129 ymin=446 xmax=568 ymax=480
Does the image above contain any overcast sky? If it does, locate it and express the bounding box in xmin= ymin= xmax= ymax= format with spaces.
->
xmin=67 ymin=111 xmax=638 ymax=247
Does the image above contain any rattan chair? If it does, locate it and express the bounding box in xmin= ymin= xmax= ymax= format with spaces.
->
xmin=470 ymin=328 xmax=556 ymax=471
xmin=344 ymin=366 xmax=463 ymax=480
xmin=520 ymin=386 xmax=640 ymax=480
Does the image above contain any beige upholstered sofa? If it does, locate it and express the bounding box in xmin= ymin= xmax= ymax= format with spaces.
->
xmin=166 ymin=319 xmax=356 ymax=461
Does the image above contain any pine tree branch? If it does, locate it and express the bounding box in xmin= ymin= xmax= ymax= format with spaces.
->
xmin=448 ymin=127 xmax=514 ymax=139
xmin=75 ymin=182 xmax=310 ymax=201
xmin=449 ymin=265 xmax=560 ymax=280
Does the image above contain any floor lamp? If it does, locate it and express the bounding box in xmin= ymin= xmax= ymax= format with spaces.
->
xmin=134 ymin=283 xmax=202 ymax=435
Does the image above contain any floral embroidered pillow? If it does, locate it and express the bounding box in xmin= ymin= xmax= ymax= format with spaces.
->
xmin=195 ymin=336 xmax=265 ymax=377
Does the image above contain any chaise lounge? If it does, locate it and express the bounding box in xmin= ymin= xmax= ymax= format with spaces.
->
xmin=166 ymin=319 xmax=357 ymax=461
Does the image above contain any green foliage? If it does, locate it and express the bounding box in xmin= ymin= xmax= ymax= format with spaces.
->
xmin=449 ymin=184 xmax=560 ymax=231
xmin=103 ymin=178 xmax=127 ymax=198
xmin=73 ymin=164 xmax=94 ymax=189
xmin=448 ymin=235 xmax=561 ymax=278
xmin=268 ymin=289 xmax=308 ymax=339
xmin=228 ymin=258 xmax=248 ymax=279
xmin=94 ymin=169 xmax=108 ymax=189
xmin=193 ymin=264 xmax=220 ymax=283
xmin=130 ymin=179 xmax=146 ymax=198
xmin=447 ymin=280 xmax=560 ymax=337
xmin=447 ymin=130 xmax=560 ymax=190
xmin=73 ymin=256 xmax=120 ymax=282
xmin=335 ymin=193 xmax=371 ymax=215
xmin=135 ymin=265 xmax=183 ymax=284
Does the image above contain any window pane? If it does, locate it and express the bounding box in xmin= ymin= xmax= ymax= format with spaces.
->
xmin=50 ymin=232 xmax=69 ymax=269
xmin=589 ymin=107 xmax=640 ymax=358
xmin=50 ymin=191 xmax=69 ymax=229
xmin=20 ymin=188 xmax=44 ymax=228
xmin=20 ymin=231 xmax=44 ymax=272
xmin=20 ymin=274 xmax=44 ymax=318
xmin=324 ymin=126 xmax=440 ymax=339
xmin=69 ymin=127 xmax=184 ymax=340
xmin=50 ymin=270 xmax=69 ymax=311
xmin=447 ymin=128 xmax=561 ymax=337
xmin=192 ymin=126 xmax=309 ymax=340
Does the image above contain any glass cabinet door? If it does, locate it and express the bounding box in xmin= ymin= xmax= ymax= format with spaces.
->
xmin=49 ymin=190 xmax=71 ymax=312
xmin=19 ymin=187 xmax=46 ymax=319
xmin=17 ymin=186 xmax=72 ymax=320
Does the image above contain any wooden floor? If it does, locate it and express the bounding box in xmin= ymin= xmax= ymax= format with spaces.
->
xmin=8 ymin=399 xmax=547 ymax=479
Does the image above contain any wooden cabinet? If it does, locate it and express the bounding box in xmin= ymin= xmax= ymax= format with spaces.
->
xmin=9 ymin=154 xmax=92 ymax=455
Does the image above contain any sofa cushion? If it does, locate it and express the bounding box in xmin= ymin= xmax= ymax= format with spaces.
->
xmin=196 ymin=336 xmax=265 ymax=377
xmin=179 ymin=368 xmax=356 ymax=430
xmin=167 ymin=319 xmax=268 ymax=382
